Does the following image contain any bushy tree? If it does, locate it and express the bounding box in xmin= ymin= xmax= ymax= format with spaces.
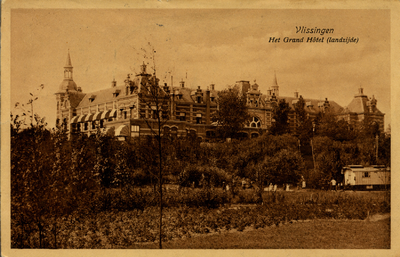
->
xmin=315 ymin=109 xmax=356 ymax=142
xmin=270 ymin=99 xmax=290 ymax=135
xmin=212 ymin=87 xmax=251 ymax=139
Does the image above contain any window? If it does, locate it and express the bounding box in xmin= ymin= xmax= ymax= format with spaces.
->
xmin=197 ymin=96 xmax=202 ymax=103
xmin=196 ymin=116 xmax=202 ymax=124
xmin=206 ymin=130 xmax=216 ymax=138
xmin=152 ymin=110 xmax=158 ymax=119
xmin=250 ymin=117 xmax=261 ymax=128
xmin=171 ymin=127 xmax=178 ymax=138
xmin=131 ymin=125 xmax=140 ymax=137
xmin=180 ymin=112 xmax=186 ymax=121
xmin=123 ymin=111 xmax=127 ymax=119
xmin=92 ymin=121 xmax=96 ymax=130
xmin=84 ymin=122 xmax=88 ymax=131
xmin=187 ymin=129 xmax=196 ymax=138
xmin=130 ymin=107 xmax=135 ymax=118
xmin=362 ymin=172 xmax=371 ymax=178
xmin=100 ymin=120 xmax=104 ymax=128
xmin=163 ymin=126 xmax=171 ymax=136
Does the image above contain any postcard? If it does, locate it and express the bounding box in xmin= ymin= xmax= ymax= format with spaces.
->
xmin=2 ymin=1 xmax=399 ymax=257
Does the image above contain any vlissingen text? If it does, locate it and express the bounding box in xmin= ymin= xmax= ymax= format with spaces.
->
xmin=268 ymin=26 xmax=359 ymax=44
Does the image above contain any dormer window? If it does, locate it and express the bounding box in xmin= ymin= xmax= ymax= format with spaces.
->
xmin=113 ymin=90 xmax=120 ymax=98
xmin=89 ymin=95 xmax=96 ymax=102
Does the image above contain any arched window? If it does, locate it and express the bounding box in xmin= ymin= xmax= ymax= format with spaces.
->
xmin=163 ymin=126 xmax=171 ymax=136
xmin=171 ymin=127 xmax=178 ymax=138
xmin=250 ymin=117 xmax=261 ymax=128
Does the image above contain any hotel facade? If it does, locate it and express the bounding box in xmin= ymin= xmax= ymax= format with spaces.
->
xmin=55 ymin=53 xmax=385 ymax=141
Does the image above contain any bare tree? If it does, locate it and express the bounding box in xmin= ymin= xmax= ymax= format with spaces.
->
xmin=134 ymin=43 xmax=172 ymax=249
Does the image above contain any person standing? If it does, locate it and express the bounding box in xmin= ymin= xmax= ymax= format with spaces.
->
xmin=331 ymin=178 xmax=337 ymax=191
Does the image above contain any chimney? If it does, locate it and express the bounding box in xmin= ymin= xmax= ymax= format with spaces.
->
xmin=163 ymin=83 xmax=170 ymax=93
xmin=111 ymin=79 xmax=117 ymax=88
xmin=206 ymin=88 xmax=211 ymax=124
xmin=140 ymin=62 xmax=147 ymax=74
xmin=294 ymin=91 xmax=299 ymax=98
xmin=77 ymin=87 xmax=82 ymax=92
xmin=180 ymin=80 xmax=185 ymax=88
xmin=210 ymin=84 xmax=215 ymax=90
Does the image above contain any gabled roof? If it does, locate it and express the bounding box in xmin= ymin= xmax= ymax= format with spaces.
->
xmin=76 ymin=85 xmax=126 ymax=108
xmin=341 ymin=95 xmax=383 ymax=115
xmin=172 ymin=86 xmax=218 ymax=106
xmin=279 ymin=96 xmax=344 ymax=114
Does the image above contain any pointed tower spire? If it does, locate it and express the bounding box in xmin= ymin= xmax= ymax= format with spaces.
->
xmin=65 ymin=49 xmax=73 ymax=68
xmin=273 ymin=70 xmax=278 ymax=86
xmin=271 ymin=70 xmax=279 ymax=97
xmin=58 ymin=50 xmax=77 ymax=92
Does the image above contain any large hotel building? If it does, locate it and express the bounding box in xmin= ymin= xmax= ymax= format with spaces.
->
xmin=55 ymin=53 xmax=385 ymax=141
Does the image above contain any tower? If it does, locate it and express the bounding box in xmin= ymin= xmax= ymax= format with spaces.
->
xmin=271 ymin=71 xmax=279 ymax=97
xmin=59 ymin=51 xmax=78 ymax=92
xmin=55 ymin=51 xmax=85 ymax=127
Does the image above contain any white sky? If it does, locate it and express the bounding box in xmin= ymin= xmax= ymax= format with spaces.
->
xmin=10 ymin=9 xmax=390 ymax=128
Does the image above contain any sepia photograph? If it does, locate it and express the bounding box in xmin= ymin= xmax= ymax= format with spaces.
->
xmin=2 ymin=1 xmax=399 ymax=256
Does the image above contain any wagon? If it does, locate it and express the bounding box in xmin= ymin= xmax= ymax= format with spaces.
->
xmin=341 ymin=165 xmax=390 ymax=190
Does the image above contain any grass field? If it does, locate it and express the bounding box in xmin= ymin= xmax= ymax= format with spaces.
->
xmin=130 ymin=217 xmax=390 ymax=249
xmin=12 ymin=188 xmax=390 ymax=248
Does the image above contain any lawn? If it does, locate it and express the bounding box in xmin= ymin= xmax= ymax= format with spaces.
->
xmin=11 ymin=188 xmax=390 ymax=248
xmin=131 ymin=217 xmax=390 ymax=249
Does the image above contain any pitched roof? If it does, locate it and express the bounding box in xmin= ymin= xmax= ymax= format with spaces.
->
xmin=76 ymin=85 xmax=126 ymax=108
xmin=340 ymin=94 xmax=383 ymax=115
xmin=172 ymin=86 xmax=218 ymax=106
xmin=279 ymin=96 xmax=344 ymax=114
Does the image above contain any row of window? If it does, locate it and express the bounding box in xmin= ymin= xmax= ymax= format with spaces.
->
xmin=72 ymin=120 xmax=106 ymax=132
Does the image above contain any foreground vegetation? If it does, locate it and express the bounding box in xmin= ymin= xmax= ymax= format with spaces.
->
xmin=12 ymin=188 xmax=390 ymax=248
xmin=10 ymin=112 xmax=390 ymax=248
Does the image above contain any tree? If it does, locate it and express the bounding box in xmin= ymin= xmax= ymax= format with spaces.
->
xmin=269 ymin=99 xmax=290 ymax=135
xmin=11 ymin=114 xmax=52 ymax=247
xmin=134 ymin=44 xmax=172 ymax=249
xmin=261 ymin=149 xmax=304 ymax=185
xmin=294 ymin=95 xmax=307 ymax=127
xmin=212 ymin=87 xmax=251 ymax=139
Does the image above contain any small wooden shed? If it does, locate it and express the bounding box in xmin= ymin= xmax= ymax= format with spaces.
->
xmin=342 ymin=165 xmax=390 ymax=190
